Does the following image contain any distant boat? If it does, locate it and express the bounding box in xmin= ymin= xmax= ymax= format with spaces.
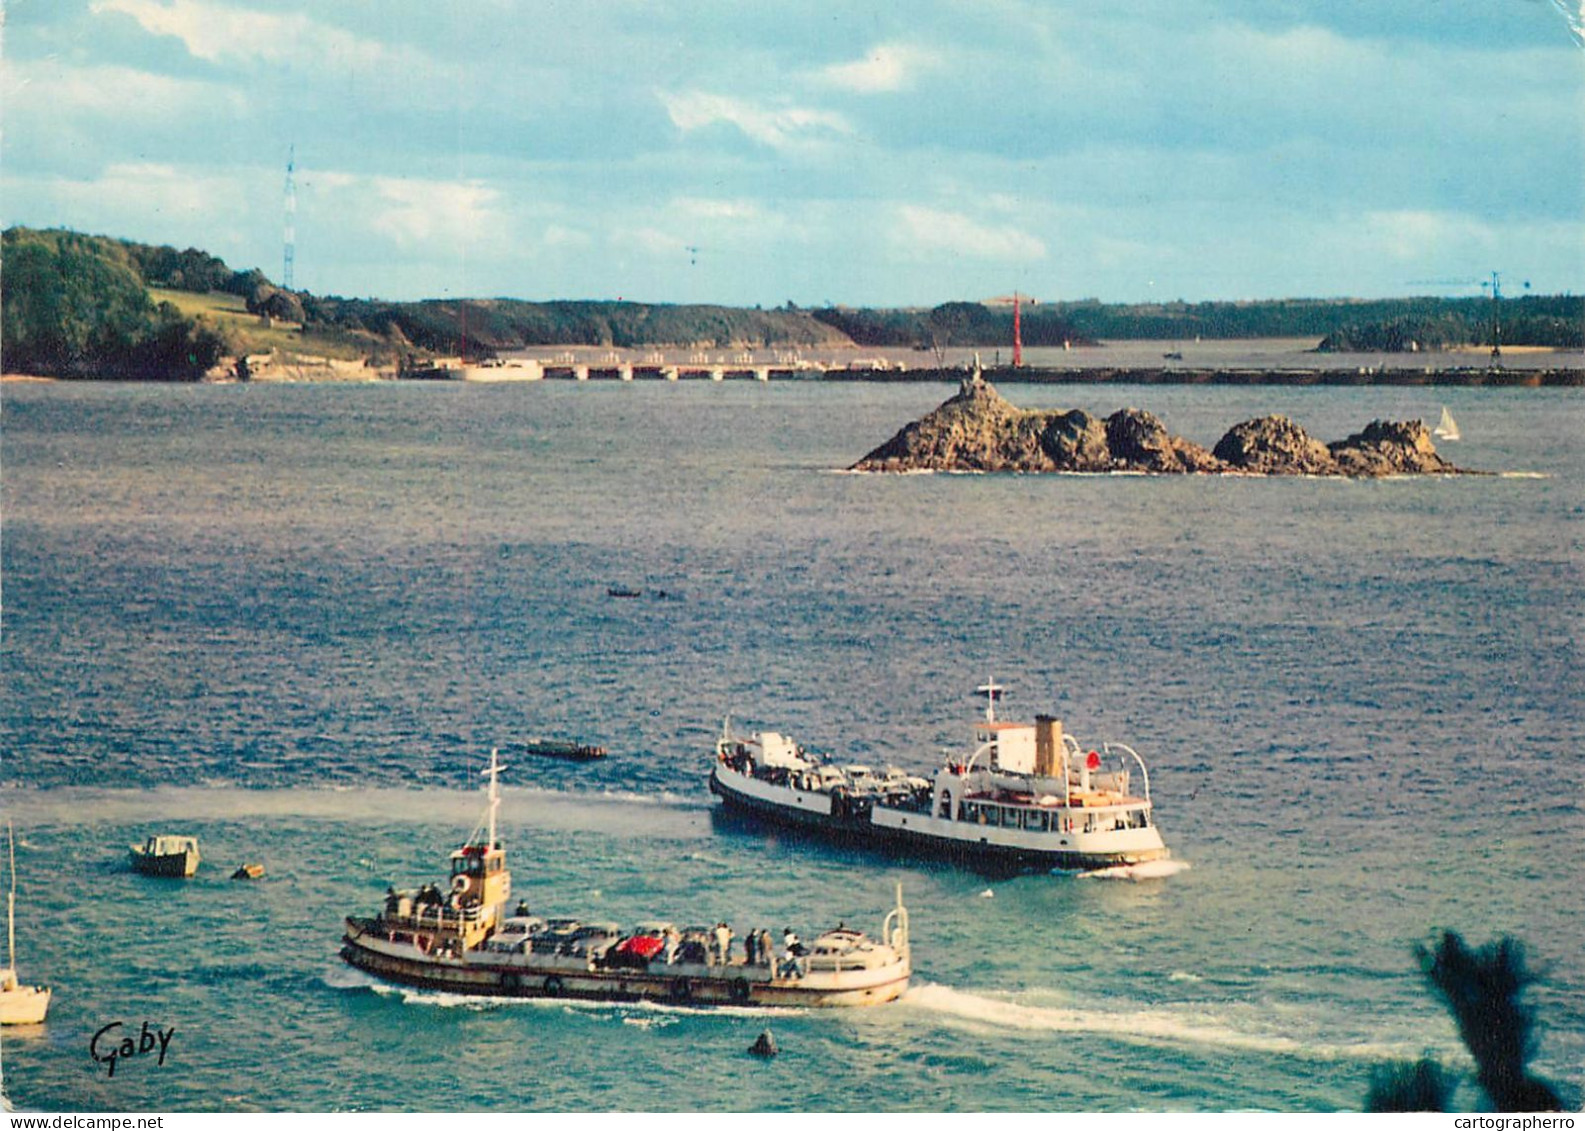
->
xmin=606 ymin=586 xmax=643 ymax=599
xmin=1 ymin=823 xmax=50 ymax=1026
xmin=1433 ymin=406 xmax=1461 ymax=442
xmin=520 ymin=739 xmax=608 ymax=762
xmin=129 ymin=834 xmax=200 ymax=878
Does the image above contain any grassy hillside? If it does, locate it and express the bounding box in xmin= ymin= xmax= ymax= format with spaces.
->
xmin=149 ymin=288 xmax=398 ymax=363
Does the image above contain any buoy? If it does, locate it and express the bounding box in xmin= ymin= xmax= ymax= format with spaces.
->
xmin=230 ymin=863 xmax=265 ymax=880
xmin=748 ymin=1029 xmax=778 ymax=1058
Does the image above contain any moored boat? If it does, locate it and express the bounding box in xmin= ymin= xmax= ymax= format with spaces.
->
xmin=1 ymin=824 xmax=50 ymax=1026
xmin=709 ymin=682 xmax=1171 ymax=871
xmin=128 ymin=834 xmax=200 ymax=878
xmin=519 ymin=738 xmax=608 ymax=762
xmin=341 ymin=751 xmax=911 ymax=1007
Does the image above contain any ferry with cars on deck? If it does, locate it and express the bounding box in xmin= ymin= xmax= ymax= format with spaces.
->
xmin=341 ymin=751 xmax=911 ymax=1007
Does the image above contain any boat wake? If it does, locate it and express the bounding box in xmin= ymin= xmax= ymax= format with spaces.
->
xmin=1067 ymin=859 xmax=1191 ymax=881
xmin=901 ymin=982 xmax=1410 ymax=1063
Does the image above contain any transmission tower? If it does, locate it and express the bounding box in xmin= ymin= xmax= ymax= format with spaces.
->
xmin=283 ymin=145 xmax=297 ymax=291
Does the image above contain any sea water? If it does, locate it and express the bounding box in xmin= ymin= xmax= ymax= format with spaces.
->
xmin=1 ymin=379 xmax=1580 ymax=1112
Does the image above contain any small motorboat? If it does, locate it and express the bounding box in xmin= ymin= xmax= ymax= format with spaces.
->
xmin=520 ymin=739 xmax=608 ymax=762
xmin=129 ymin=835 xmax=201 ymax=878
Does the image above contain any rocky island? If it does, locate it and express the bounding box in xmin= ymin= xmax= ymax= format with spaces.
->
xmin=851 ymin=369 xmax=1464 ymax=477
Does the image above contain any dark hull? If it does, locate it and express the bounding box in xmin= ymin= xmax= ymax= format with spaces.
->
xmin=129 ymin=851 xmax=197 ymax=878
xmin=709 ymin=768 xmax=1155 ymax=873
xmin=340 ymin=932 xmax=906 ymax=1008
xmin=520 ymin=741 xmax=607 ymax=761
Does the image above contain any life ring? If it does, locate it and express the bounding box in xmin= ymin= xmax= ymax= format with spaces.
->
xmin=542 ymin=975 xmax=564 ymax=996
xmin=451 ymin=874 xmax=469 ymax=894
xmin=415 ymin=934 xmax=433 ymax=956
xmin=728 ymin=977 xmax=751 ymax=1004
xmin=670 ymin=977 xmax=693 ymax=1002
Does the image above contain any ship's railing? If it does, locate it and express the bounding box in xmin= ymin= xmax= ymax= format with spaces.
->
xmin=1105 ymin=742 xmax=1151 ymax=803
xmin=386 ymin=902 xmax=489 ymax=933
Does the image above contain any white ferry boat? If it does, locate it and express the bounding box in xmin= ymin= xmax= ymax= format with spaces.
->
xmin=709 ymin=683 xmax=1171 ymax=871
xmin=342 ymin=751 xmax=911 ymax=1008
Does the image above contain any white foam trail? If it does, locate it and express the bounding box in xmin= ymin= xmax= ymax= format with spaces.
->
xmin=1071 ymin=859 xmax=1192 ymax=881
xmin=901 ymin=982 xmax=1406 ymax=1062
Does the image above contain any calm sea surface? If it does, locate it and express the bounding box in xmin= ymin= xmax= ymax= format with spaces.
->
xmin=1 ymin=379 xmax=1580 ymax=1112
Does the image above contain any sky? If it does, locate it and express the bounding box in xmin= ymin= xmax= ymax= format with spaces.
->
xmin=4 ymin=0 xmax=1583 ymax=306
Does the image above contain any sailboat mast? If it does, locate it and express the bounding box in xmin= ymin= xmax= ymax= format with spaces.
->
xmin=6 ymin=823 xmax=16 ymax=972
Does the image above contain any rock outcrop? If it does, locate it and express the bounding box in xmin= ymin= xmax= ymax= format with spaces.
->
xmin=1212 ymin=415 xmax=1337 ymax=475
xmin=850 ymin=372 xmax=1465 ymax=477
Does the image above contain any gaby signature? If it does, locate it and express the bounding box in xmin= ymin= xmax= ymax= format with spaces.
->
xmin=89 ymin=1020 xmax=175 ymax=1077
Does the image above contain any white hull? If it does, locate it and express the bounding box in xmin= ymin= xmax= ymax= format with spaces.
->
xmin=0 ymin=985 xmax=50 ymax=1026
xmin=711 ymin=761 xmax=1166 ymax=869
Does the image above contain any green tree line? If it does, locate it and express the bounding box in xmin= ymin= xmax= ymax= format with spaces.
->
xmin=3 ymin=228 xmax=227 ymax=379
xmin=5 ymin=226 xmax=1580 ymax=379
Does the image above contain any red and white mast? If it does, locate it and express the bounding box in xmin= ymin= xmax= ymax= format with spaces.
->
xmin=1012 ymin=292 xmax=1023 ymax=368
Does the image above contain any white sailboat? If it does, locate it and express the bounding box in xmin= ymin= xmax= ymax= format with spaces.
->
xmin=0 ymin=824 xmax=50 ymax=1026
xmin=1433 ymin=406 xmax=1461 ymax=442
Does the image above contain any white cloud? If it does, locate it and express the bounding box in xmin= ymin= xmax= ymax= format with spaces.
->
xmin=1359 ymin=210 xmax=1497 ymax=263
xmin=363 ymin=177 xmax=505 ymax=249
xmin=542 ymin=224 xmax=591 ymax=250
xmin=813 ymin=43 xmax=941 ymax=93
xmin=92 ymin=0 xmax=421 ymax=70
xmin=2 ymin=59 xmax=244 ymax=121
xmin=660 ymin=90 xmax=852 ymax=151
xmin=673 ymin=197 xmax=765 ymax=222
xmin=893 ymin=205 xmax=1047 ymax=262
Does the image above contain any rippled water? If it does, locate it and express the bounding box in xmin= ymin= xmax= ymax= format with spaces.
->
xmin=1 ymin=379 xmax=1580 ymax=1112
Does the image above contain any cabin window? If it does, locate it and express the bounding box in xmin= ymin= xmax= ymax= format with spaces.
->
xmin=1030 ymin=811 xmax=1049 ymax=832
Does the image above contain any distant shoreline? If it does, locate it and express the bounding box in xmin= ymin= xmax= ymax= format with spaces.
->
xmin=829 ymin=365 xmax=1585 ymax=388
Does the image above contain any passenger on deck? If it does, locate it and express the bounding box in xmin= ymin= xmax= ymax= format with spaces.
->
xmin=664 ymin=926 xmax=680 ymax=965
xmin=780 ymin=928 xmax=804 ymax=977
xmin=714 ymin=922 xmax=734 ymax=965
xmin=744 ymin=929 xmax=759 ymax=966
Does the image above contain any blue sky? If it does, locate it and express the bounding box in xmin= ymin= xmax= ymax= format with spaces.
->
xmin=5 ymin=0 xmax=1582 ymax=305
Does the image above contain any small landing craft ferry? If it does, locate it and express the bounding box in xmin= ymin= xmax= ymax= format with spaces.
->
xmin=341 ymin=751 xmax=910 ymax=1008
xmin=710 ymin=683 xmax=1171 ymax=871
